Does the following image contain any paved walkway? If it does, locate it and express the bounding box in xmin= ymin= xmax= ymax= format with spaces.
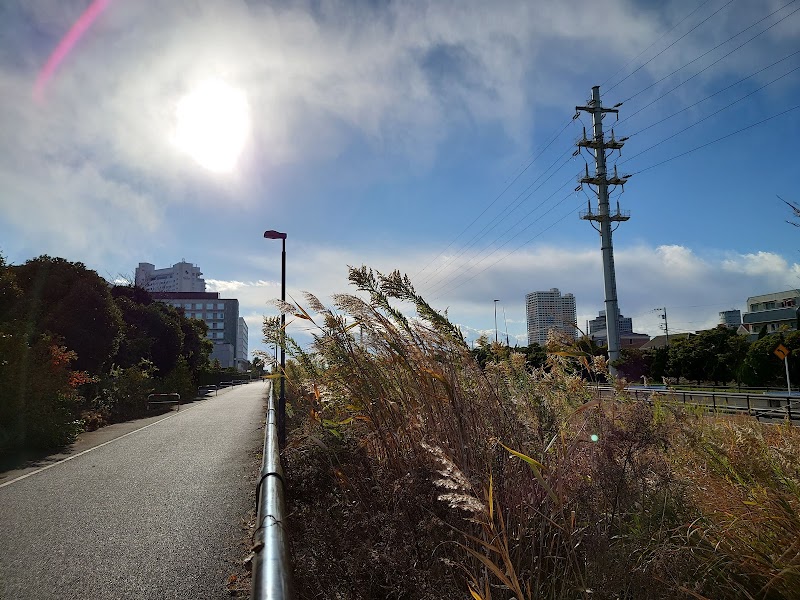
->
xmin=0 ymin=382 xmax=267 ymax=599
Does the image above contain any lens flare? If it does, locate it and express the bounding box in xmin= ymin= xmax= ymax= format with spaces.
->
xmin=34 ymin=0 xmax=111 ymax=103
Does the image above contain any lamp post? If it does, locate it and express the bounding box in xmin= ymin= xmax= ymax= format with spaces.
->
xmin=494 ymin=299 xmax=500 ymax=345
xmin=264 ymin=229 xmax=287 ymax=446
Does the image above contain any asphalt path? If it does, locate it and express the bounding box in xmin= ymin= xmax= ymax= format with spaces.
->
xmin=0 ymin=382 xmax=268 ymax=600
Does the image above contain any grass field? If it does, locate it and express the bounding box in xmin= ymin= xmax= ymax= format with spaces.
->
xmin=273 ymin=268 xmax=800 ymax=600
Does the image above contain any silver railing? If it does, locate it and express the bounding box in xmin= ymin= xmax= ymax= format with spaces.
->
xmin=595 ymin=385 xmax=800 ymax=423
xmin=252 ymin=382 xmax=294 ymax=599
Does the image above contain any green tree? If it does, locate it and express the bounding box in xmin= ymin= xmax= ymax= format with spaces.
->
xmin=10 ymin=256 xmax=123 ymax=375
xmin=112 ymin=294 xmax=184 ymax=376
xmin=742 ymin=330 xmax=800 ymax=387
xmin=615 ymin=348 xmax=653 ymax=382
xmin=0 ymin=332 xmax=87 ymax=451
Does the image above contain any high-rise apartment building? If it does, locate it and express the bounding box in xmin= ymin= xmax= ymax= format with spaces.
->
xmin=135 ymin=261 xmax=205 ymax=293
xmin=526 ymin=288 xmax=577 ymax=346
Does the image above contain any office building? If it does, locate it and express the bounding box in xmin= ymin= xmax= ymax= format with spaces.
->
xmin=587 ymin=309 xmax=649 ymax=349
xmin=588 ymin=309 xmax=633 ymax=336
xmin=135 ymin=260 xmax=206 ymax=293
xmin=150 ymin=291 xmax=248 ymax=370
xmin=526 ymin=288 xmax=577 ymax=346
xmin=719 ymin=309 xmax=742 ymax=328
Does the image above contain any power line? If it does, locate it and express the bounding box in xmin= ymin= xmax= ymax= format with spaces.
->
xmin=619 ymin=63 xmax=800 ymax=164
xmin=600 ymin=0 xmax=715 ymax=90
xmin=618 ymin=3 xmax=800 ymax=127
xmin=620 ymin=0 xmax=800 ymax=105
xmin=424 ymin=175 xmax=577 ymax=297
xmin=431 ymin=194 xmax=584 ymax=301
xmin=421 ymin=167 xmax=579 ymax=297
xmin=418 ymin=147 xmax=579 ymax=289
xmin=410 ymin=116 xmax=577 ymax=282
xmin=606 ymin=0 xmax=736 ymax=95
xmin=621 ymin=49 xmax=800 ymax=138
xmin=629 ymin=102 xmax=800 ymax=175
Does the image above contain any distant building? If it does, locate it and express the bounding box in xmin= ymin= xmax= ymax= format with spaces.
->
xmin=587 ymin=309 xmax=648 ymax=348
xmin=526 ymin=288 xmax=577 ymax=346
xmin=237 ymin=317 xmax=249 ymax=370
xmin=742 ymin=290 xmax=800 ymax=336
xmin=719 ymin=309 xmax=742 ymax=328
xmin=135 ymin=260 xmax=206 ymax=293
xmin=588 ymin=309 xmax=633 ymax=336
xmin=589 ymin=329 xmax=650 ymax=349
xmin=150 ymin=291 xmax=248 ymax=370
xmin=640 ymin=333 xmax=693 ymax=350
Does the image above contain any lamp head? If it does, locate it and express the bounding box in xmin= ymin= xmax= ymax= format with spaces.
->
xmin=264 ymin=230 xmax=287 ymax=240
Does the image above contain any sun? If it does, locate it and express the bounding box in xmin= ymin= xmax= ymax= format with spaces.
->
xmin=173 ymin=79 xmax=251 ymax=173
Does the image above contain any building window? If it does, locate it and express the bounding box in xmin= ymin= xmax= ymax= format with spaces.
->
xmin=206 ymin=303 xmax=213 ymax=309
xmin=184 ymin=303 xmax=191 ymax=309
xmin=216 ymin=303 xmax=224 ymax=309
xmin=750 ymin=304 xmax=759 ymax=312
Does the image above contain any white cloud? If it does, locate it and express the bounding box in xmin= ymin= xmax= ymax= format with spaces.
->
xmin=230 ymin=241 xmax=800 ymax=353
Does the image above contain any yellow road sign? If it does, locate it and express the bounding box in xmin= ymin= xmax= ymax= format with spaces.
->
xmin=775 ymin=344 xmax=790 ymax=360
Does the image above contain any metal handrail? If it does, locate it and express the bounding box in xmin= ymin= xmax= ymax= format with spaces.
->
xmin=596 ymin=385 xmax=800 ymax=423
xmin=252 ymin=383 xmax=294 ymax=599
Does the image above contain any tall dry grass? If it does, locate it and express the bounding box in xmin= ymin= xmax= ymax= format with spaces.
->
xmin=275 ymin=267 xmax=800 ymax=600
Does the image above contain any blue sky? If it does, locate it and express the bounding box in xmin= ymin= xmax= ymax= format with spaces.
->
xmin=1 ymin=0 xmax=799 ymax=358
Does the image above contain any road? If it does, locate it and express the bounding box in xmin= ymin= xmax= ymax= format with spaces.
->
xmin=0 ymin=382 xmax=267 ymax=600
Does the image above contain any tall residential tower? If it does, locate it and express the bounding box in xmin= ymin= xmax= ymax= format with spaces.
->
xmin=526 ymin=288 xmax=577 ymax=346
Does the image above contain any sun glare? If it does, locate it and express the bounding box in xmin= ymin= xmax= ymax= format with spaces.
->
xmin=173 ymin=79 xmax=250 ymax=173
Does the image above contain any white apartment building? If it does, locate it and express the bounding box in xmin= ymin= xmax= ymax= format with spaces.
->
xmin=135 ymin=260 xmax=206 ymax=293
xmin=526 ymin=288 xmax=577 ymax=346
xmin=741 ymin=291 xmax=800 ymax=335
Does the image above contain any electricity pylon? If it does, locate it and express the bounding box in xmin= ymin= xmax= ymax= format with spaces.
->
xmin=576 ymin=86 xmax=631 ymax=375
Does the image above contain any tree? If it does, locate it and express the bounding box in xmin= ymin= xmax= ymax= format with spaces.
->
xmin=10 ymin=256 xmax=123 ymax=375
xmin=112 ymin=294 xmax=183 ymax=376
xmin=615 ymin=348 xmax=653 ymax=382
xmin=742 ymin=330 xmax=800 ymax=387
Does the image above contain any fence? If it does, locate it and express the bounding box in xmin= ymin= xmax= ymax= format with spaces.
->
xmin=600 ymin=386 xmax=800 ymax=423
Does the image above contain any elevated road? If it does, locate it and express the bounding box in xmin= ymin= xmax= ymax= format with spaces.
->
xmin=0 ymin=382 xmax=266 ymax=600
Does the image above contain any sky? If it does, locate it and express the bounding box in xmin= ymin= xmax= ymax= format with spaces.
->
xmin=1 ymin=0 xmax=799 ymax=358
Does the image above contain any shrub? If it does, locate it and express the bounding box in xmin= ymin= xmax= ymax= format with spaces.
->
xmin=0 ymin=331 xmax=86 ymax=452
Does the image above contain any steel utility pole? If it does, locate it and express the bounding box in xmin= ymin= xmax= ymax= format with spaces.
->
xmin=656 ymin=307 xmax=670 ymax=346
xmin=577 ymin=86 xmax=631 ymax=376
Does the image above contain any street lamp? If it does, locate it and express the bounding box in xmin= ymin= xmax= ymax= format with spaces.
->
xmin=264 ymin=229 xmax=287 ymax=446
